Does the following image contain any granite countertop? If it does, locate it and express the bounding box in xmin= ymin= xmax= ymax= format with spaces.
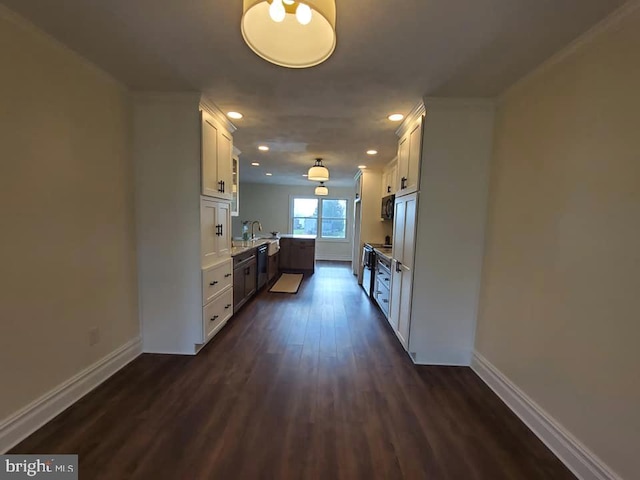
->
xmin=231 ymin=238 xmax=278 ymax=257
xmin=374 ymin=247 xmax=393 ymax=260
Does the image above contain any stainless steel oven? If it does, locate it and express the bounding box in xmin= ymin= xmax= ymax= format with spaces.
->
xmin=361 ymin=244 xmax=376 ymax=297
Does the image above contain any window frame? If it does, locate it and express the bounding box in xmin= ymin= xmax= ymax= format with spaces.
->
xmin=289 ymin=195 xmax=351 ymax=243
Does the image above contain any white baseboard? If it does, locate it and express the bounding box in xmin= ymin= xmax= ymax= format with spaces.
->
xmin=0 ymin=337 xmax=142 ymax=453
xmin=315 ymin=255 xmax=352 ymax=262
xmin=471 ymin=352 xmax=622 ymax=480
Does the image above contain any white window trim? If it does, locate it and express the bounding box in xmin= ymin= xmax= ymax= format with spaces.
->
xmin=288 ymin=195 xmax=351 ymax=243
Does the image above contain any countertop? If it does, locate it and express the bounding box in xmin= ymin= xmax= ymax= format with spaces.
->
xmin=278 ymin=234 xmax=317 ymax=240
xmin=231 ymin=238 xmax=278 ymax=257
xmin=374 ymin=247 xmax=393 ymax=261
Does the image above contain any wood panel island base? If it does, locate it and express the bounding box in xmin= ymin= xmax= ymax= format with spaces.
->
xmin=278 ymin=235 xmax=316 ymax=274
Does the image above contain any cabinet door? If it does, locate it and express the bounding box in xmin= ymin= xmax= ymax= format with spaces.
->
xmin=389 ymin=163 xmax=398 ymax=196
xmin=405 ymin=117 xmax=423 ymax=195
xmin=354 ymin=172 xmax=362 ymax=201
xmin=201 ymin=113 xmax=219 ymax=198
xmin=216 ymin=202 xmax=231 ymax=257
xmin=231 ymin=155 xmax=239 ymax=216
xmin=201 ymin=199 xmax=218 ymax=267
xmin=245 ymin=260 xmax=257 ymax=299
xmin=392 ymin=198 xmax=406 ymax=263
xmin=217 ymin=130 xmax=233 ymax=200
xmin=396 ymin=134 xmax=409 ymax=194
xmin=233 ymin=267 xmax=245 ymax=310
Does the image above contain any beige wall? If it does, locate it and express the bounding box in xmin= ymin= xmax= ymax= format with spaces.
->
xmin=232 ymin=183 xmax=355 ymax=261
xmin=476 ymin=6 xmax=640 ymax=479
xmin=0 ymin=8 xmax=139 ymax=422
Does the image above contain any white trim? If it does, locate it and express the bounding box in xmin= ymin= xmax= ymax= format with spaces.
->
xmin=499 ymin=0 xmax=640 ymax=103
xmin=200 ymin=96 xmax=237 ymax=133
xmin=0 ymin=337 xmax=142 ymax=453
xmin=395 ymin=101 xmax=426 ymax=138
xmin=471 ymin=352 xmax=622 ymax=480
xmin=315 ymin=254 xmax=351 ymax=262
xmin=0 ymin=4 xmax=127 ymax=92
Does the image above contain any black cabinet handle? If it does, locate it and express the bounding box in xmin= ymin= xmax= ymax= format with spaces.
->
xmin=384 ymin=278 xmax=389 ymax=282
xmin=383 ymin=299 xmax=389 ymax=303
xmin=222 ymin=181 xmax=225 ymax=193
xmin=225 ymin=304 xmax=232 ymax=309
xmin=210 ymin=315 xmax=219 ymax=321
xmin=387 ymin=185 xmax=391 ymax=193
xmin=209 ymin=281 xmax=218 ymax=286
xmin=218 ymin=180 xmax=224 ymax=192
xmin=224 ymin=273 xmax=232 ymax=278
xmin=401 ymin=177 xmax=407 ymax=189
xmin=395 ymin=261 xmax=402 ymax=273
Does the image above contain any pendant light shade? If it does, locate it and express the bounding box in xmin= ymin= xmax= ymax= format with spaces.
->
xmin=307 ymin=158 xmax=329 ymax=182
xmin=241 ymin=0 xmax=337 ymax=69
xmin=315 ymin=182 xmax=328 ymax=196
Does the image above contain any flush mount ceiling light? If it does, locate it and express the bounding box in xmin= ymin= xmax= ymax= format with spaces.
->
xmin=358 ymin=165 xmax=367 ymax=169
xmin=366 ymin=149 xmax=378 ymax=155
xmin=241 ymin=0 xmax=337 ymax=69
xmin=388 ymin=113 xmax=404 ymax=122
xmin=251 ymin=162 xmax=260 ymax=166
xmin=258 ymin=145 xmax=269 ymax=151
xmin=307 ymin=158 xmax=329 ymax=181
xmin=227 ymin=111 xmax=243 ymax=119
xmin=315 ymin=182 xmax=328 ymax=196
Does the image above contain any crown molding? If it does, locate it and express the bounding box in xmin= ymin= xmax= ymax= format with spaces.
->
xmin=423 ymin=96 xmax=496 ymax=111
xmin=395 ymin=101 xmax=426 ymax=138
xmin=200 ymin=96 xmax=237 ymax=133
xmin=499 ymin=0 xmax=640 ymax=103
xmin=0 ymin=4 xmax=127 ymax=93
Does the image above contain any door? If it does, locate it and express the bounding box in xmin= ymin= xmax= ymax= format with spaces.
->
xmin=389 ymin=193 xmax=418 ymax=350
xmin=201 ymin=199 xmax=218 ymax=267
xmin=405 ymin=117 xmax=423 ymax=195
xmin=216 ymin=202 xmax=231 ymax=257
xmin=201 ymin=112 xmax=219 ymax=198
xmin=217 ymin=130 xmax=233 ymax=200
xmin=396 ymin=134 xmax=409 ymax=194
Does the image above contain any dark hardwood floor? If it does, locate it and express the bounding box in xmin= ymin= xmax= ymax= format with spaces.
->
xmin=11 ymin=261 xmax=576 ymax=479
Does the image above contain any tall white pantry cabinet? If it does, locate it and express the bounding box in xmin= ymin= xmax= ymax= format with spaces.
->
xmin=133 ymin=93 xmax=236 ymax=355
xmin=389 ymin=98 xmax=496 ymax=365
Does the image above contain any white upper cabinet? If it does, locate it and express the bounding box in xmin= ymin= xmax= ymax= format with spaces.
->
xmin=201 ymin=110 xmax=233 ymax=201
xmin=381 ymin=158 xmax=398 ymax=197
xmin=396 ymin=115 xmax=423 ymax=196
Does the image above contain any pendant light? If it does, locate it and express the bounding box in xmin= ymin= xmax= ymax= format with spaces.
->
xmin=307 ymin=158 xmax=329 ymax=182
xmin=241 ymin=0 xmax=337 ymax=69
xmin=315 ymin=182 xmax=328 ymax=196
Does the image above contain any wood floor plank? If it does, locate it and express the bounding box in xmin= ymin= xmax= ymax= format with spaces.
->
xmin=10 ymin=261 xmax=576 ymax=480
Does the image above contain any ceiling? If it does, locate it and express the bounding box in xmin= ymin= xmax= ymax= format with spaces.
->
xmin=3 ymin=0 xmax=625 ymax=187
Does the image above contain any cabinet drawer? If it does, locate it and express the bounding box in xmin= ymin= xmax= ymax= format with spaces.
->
xmin=203 ymin=287 xmax=233 ymax=342
xmin=202 ymin=259 xmax=233 ymax=306
xmin=376 ymin=266 xmax=391 ymax=286
xmin=374 ymin=280 xmax=390 ymax=318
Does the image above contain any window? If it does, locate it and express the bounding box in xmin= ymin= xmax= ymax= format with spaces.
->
xmin=291 ymin=197 xmax=349 ymax=240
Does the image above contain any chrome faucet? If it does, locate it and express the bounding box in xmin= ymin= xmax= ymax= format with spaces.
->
xmin=251 ymin=221 xmax=262 ymax=239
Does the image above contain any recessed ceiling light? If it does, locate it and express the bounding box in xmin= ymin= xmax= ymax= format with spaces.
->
xmin=251 ymin=162 xmax=260 ymax=166
xmin=258 ymin=145 xmax=269 ymax=151
xmin=227 ymin=111 xmax=243 ymax=120
xmin=388 ymin=113 xmax=404 ymax=122
xmin=358 ymin=165 xmax=367 ymax=169
xmin=302 ymin=174 xmax=308 ymax=177
xmin=265 ymin=173 xmax=273 ymax=176
xmin=366 ymin=150 xmax=378 ymax=155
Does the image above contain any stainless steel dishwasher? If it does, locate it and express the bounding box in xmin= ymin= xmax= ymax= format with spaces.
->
xmin=257 ymin=244 xmax=268 ymax=290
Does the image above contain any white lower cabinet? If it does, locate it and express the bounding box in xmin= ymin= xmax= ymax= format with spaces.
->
xmin=203 ymin=287 xmax=233 ymax=342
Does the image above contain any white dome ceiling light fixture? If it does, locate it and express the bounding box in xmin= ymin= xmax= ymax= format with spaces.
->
xmin=307 ymin=158 xmax=329 ymax=182
xmin=315 ymin=182 xmax=328 ymax=196
xmin=241 ymin=0 xmax=337 ymax=69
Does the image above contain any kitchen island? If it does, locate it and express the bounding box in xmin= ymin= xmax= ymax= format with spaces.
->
xmin=279 ymin=234 xmax=316 ymax=274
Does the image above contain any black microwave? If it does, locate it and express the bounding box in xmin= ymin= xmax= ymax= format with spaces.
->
xmin=381 ymin=194 xmax=395 ymax=220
